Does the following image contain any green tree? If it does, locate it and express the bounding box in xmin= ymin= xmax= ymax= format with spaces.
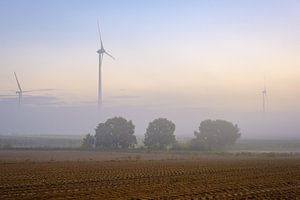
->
xmin=81 ymin=133 xmax=95 ymax=149
xmin=95 ymin=117 xmax=137 ymax=149
xmin=193 ymin=119 xmax=241 ymax=150
xmin=95 ymin=123 xmax=114 ymax=149
xmin=144 ymin=118 xmax=176 ymax=149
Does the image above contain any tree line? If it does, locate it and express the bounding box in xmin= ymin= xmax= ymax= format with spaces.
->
xmin=81 ymin=117 xmax=241 ymax=151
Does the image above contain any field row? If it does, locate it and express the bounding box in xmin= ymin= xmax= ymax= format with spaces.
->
xmin=0 ymin=158 xmax=299 ymax=199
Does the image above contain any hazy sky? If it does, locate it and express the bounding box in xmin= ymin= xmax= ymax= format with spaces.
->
xmin=0 ymin=0 xmax=299 ymax=138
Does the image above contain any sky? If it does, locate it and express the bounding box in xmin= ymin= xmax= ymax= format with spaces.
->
xmin=0 ymin=0 xmax=299 ymax=139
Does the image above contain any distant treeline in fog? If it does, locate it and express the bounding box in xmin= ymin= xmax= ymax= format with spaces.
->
xmin=1 ymin=116 xmax=300 ymax=152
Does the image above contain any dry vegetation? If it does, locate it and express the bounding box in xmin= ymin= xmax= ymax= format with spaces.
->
xmin=0 ymin=151 xmax=299 ymax=199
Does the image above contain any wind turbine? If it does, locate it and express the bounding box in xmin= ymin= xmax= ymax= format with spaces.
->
xmin=262 ymin=77 xmax=267 ymax=113
xmin=96 ymin=20 xmax=115 ymax=107
xmin=14 ymin=72 xmax=23 ymax=106
xmin=13 ymin=72 xmax=54 ymax=106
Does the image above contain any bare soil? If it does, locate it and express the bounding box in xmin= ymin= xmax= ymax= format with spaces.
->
xmin=0 ymin=150 xmax=299 ymax=199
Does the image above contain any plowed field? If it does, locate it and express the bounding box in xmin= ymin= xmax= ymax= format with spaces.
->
xmin=0 ymin=157 xmax=299 ymax=199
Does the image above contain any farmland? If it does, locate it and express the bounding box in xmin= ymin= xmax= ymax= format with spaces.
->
xmin=0 ymin=151 xmax=299 ymax=199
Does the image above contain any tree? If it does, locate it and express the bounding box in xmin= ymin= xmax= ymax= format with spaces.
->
xmin=95 ymin=117 xmax=137 ymax=149
xmin=144 ymin=118 xmax=176 ymax=149
xmin=95 ymin=123 xmax=114 ymax=149
xmin=81 ymin=133 xmax=95 ymax=149
xmin=193 ymin=119 xmax=241 ymax=150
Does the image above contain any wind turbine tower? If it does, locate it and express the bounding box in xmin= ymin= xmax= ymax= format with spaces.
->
xmin=262 ymin=77 xmax=267 ymax=113
xmin=96 ymin=21 xmax=115 ymax=107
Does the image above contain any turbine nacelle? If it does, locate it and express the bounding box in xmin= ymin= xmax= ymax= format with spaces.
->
xmin=97 ymin=48 xmax=115 ymax=60
xmin=97 ymin=48 xmax=105 ymax=54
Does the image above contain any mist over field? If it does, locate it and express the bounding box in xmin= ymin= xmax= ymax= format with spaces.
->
xmin=0 ymin=99 xmax=300 ymax=140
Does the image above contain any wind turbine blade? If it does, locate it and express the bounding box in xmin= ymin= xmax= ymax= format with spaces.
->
xmin=14 ymin=72 xmax=22 ymax=92
xmin=97 ymin=20 xmax=103 ymax=48
xmin=104 ymin=51 xmax=115 ymax=60
xmin=0 ymin=89 xmax=15 ymax=92
xmin=23 ymin=89 xmax=56 ymax=93
xmin=0 ymin=94 xmax=16 ymax=97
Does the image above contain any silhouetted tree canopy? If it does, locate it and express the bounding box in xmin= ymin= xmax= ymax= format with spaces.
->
xmin=81 ymin=133 xmax=95 ymax=149
xmin=192 ymin=119 xmax=241 ymax=150
xmin=95 ymin=117 xmax=137 ymax=149
xmin=144 ymin=118 xmax=176 ymax=149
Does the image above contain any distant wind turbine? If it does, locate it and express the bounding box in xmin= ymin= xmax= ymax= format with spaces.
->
xmin=96 ymin=20 xmax=115 ymax=107
xmin=13 ymin=72 xmax=55 ymax=106
xmin=14 ymin=72 xmax=23 ymax=106
xmin=262 ymin=77 xmax=267 ymax=113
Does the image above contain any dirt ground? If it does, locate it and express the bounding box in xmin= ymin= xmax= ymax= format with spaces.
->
xmin=0 ymin=150 xmax=299 ymax=199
